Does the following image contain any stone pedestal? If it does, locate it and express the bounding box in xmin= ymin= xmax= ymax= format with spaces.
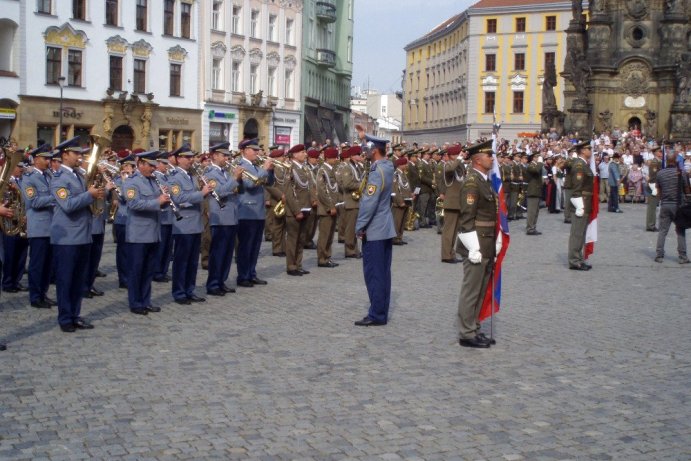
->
xmin=669 ymin=105 xmax=691 ymax=141
xmin=567 ymin=100 xmax=591 ymax=137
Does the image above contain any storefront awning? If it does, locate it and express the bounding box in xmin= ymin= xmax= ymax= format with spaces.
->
xmin=304 ymin=111 xmax=322 ymax=143
xmin=334 ymin=118 xmax=347 ymax=144
xmin=321 ymin=118 xmax=333 ymax=141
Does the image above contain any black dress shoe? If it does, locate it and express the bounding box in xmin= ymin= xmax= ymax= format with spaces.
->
xmin=287 ymin=270 xmax=303 ymax=276
xmin=401 ymin=241 xmax=408 ymax=245
xmin=237 ymin=280 xmax=254 ymax=287
xmin=188 ymin=295 xmax=206 ymax=303
xmin=564 ymin=219 xmax=572 ymax=224
xmin=31 ymin=300 xmax=52 ymax=309
xmin=174 ymin=298 xmax=192 ymax=305
xmin=303 ymin=242 xmax=317 ymax=249
xmin=337 ymin=239 xmax=345 ymax=243
xmin=89 ymin=287 xmax=104 ymax=296
xmin=95 ymin=270 xmax=107 ymax=278
xmin=318 ymin=261 xmax=339 ymax=268
xmin=526 ymin=230 xmax=542 ymax=235
xmin=221 ymin=285 xmax=236 ymax=293
xmin=60 ymin=324 xmax=76 ymax=333
xmin=3 ymin=287 xmax=18 ymax=293
xmin=207 ymin=289 xmax=225 ymax=297
xmin=477 ymin=333 xmax=496 ymax=345
xmin=569 ymin=264 xmax=591 ymax=271
xmin=73 ymin=318 xmax=94 ymax=329
xmin=146 ymin=306 xmax=161 ymax=313
xmin=251 ymin=278 xmax=268 ymax=285
xmin=583 ymin=263 xmax=592 ymax=269
xmin=345 ymin=254 xmax=362 ymax=259
xmin=119 ymin=283 xmax=128 ymax=289
xmin=392 ymin=241 xmax=405 ymax=246
xmin=273 ymin=252 xmax=286 ymax=257
xmin=459 ymin=336 xmax=490 ymax=348
xmin=17 ymin=284 xmax=28 ymax=292
xmin=130 ymin=308 xmax=149 ymax=315
xmin=153 ymin=276 xmax=171 ymax=283
xmin=646 ymin=227 xmax=658 ymax=232
xmin=298 ymin=269 xmax=310 ymax=275
xmin=0 ymin=343 xmax=6 ymax=351
xmin=44 ymin=296 xmax=56 ymax=306
xmin=441 ymin=259 xmax=458 ymax=264
xmin=83 ymin=291 xmax=93 ymax=299
xmin=354 ymin=317 xmax=386 ymax=326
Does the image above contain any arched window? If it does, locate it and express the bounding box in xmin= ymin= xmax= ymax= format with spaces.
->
xmin=0 ymin=19 xmax=18 ymax=74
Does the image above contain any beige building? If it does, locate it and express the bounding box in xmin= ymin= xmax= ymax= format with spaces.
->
xmin=403 ymin=0 xmax=573 ymax=143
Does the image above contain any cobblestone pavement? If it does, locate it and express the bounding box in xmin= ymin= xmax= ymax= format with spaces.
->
xmin=1 ymin=203 xmax=689 ymax=461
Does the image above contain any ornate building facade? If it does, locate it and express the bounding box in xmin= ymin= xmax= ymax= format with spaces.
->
xmin=199 ymin=0 xmax=303 ymax=150
xmin=1 ymin=0 xmax=202 ymax=151
xmin=403 ymin=0 xmax=574 ymax=143
xmin=300 ymin=0 xmax=353 ymax=144
xmin=563 ymin=0 xmax=691 ymax=140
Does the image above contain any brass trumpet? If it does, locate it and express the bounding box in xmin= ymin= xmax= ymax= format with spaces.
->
xmin=84 ymin=134 xmax=112 ymax=216
xmin=435 ymin=196 xmax=445 ymax=218
xmin=0 ymin=148 xmax=26 ymax=236
xmin=227 ymin=157 xmax=263 ymax=186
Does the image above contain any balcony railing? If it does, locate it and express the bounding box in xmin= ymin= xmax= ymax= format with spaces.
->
xmin=316 ymin=1 xmax=337 ymax=23
xmin=316 ymin=48 xmax=336 ymax=67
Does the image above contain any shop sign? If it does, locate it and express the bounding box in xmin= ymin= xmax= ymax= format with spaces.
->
xmin=209 ymin=122 xmax=230 ymax=140
xmin=209 ymin=110 xmax=236 ymax=120
xmin=0 ymin=108 xmax=16 ymax=120
xmin=166 ymin=117 xmax=189 ymax=125
xmin=273 ymin=116 xmax=297 ymax=124
xmin=274 ymin=126 xmax=291 ymax=144
xmin=52 ymin=107 xmax=83 ymax=120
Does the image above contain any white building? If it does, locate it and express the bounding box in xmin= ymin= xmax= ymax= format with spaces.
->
xmin=1 ymin=0 xmax=202 ymax=151
xmin=349 ymin=90 xmax=402 ymax=141
xmin=199 ymin=0 xmax=303 ymax=150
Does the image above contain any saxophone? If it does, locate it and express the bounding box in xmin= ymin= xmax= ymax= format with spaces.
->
xmin=0 ymin=147 xmax=26 ymax=236
xmin=404 ymin=206 xmax=420 ymax=232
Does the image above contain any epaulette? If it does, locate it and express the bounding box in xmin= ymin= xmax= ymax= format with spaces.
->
xmin=168 ymin=168 xmax=179 ymax=176
xmin=52 ymin=169 xmax=63 ymax=178
xmin=23 ymin=167 xmax=38 ymax=176
xmin=370 ymin=164 xmax=377 ymax=172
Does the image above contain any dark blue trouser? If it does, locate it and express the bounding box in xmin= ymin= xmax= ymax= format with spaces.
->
xmin=154 ymin=224 xmax=173 ymax=280
xmin=236 ymin=219 xmax=264 ymax=283
xmin=84 ymin=233 xmax=104 ymax=293
xmin=206 ymin=225 xmax=238 ymax=292
xmin=28 ymin=237 xmax=52 ymax=303
xmin=608 ymin=183 xmax=619 ymax=212
xmin=2 ymin=234 xmax=28 ymax=290
xmin=114 ymin=224 xmax=128 ymax=286
xmin=127 ymin=242 xmax=158 ymax=309
xmin=362 ymin=238 xmax=393 ymax=324
xmin=53 ymin=244 xmax=90 ymax=326
xmin=172 ymin=233 xmax=201 ymax=300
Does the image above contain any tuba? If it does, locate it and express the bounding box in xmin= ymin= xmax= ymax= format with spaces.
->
xmin=435 ymin=196 xmax=445 ymax=219
xmin=84 ymin=134 xmax=112 ymax=215
xmin=273 ymin=200 xmax=285 ymax=218
xmin=0 ymin=148 xmax=26 ymax=236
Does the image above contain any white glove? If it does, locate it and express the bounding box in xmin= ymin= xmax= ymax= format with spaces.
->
xmin=495 ymin=232 xmax=503 ymax=257
xmin=537 ymin=156 xmax=544 ymax=163
xmin=571 ymin=196 xmax=585 ymax=217
xmin=458 ymin=231 xmax=482 ymax=264
xmin=650 ymin=183 xmax=658 ymax=196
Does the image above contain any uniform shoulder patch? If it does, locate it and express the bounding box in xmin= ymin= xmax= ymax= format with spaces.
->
xmin=466 ymin=193 xmax=476 ymax=205
xmin=24 ymin=186 xmax=36 ymax=198
xmin=126 ymin=188 xmax=136 ymax=199
xmin=171 ymin=184 xmax=181 ymax=196
xmin=208 ymin=179 xmax=217 ymax=189
xmin=56 ymin=187 xmax=68 ymax=200
xmin=366 ymin=184 xmax=377 ymax=196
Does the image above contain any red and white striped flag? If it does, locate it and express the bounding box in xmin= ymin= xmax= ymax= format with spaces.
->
xmin=585 ymin=145 xmax=599 ymax=259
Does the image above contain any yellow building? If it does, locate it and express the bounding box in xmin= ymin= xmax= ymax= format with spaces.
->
xmin=403 ymin=0 xmax=574 ymax=143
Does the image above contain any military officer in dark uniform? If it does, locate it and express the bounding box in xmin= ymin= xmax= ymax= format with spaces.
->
xmin=204 ymin=142 xmax=243 ymax=296
xmin=264 ymin=147 xmax=287 ymax=256
xmin=21 ymin=144 xmax=56 ymax=308
xmin=235 ymin=138 xmax=274 ymax=287
xmin=562 ymin=155 xmax=574 ymax=224
xmin=417 ymin=150 xmax=435 ymax=228
xmin=440 ymin=145 xmax=466 ymax=262
xmin=337 ymin=145 xmax=363 ymax=258
xmin=168 ymin=144 xmax=211 ymax=304
xmin=354 ymin=129 xmax=397 ymax=327
xmin=525 ymin=153 xmax=544 ymax=235
xmin=567 ymin=141 xmax=595 ymax=270
xmin=2 ymin=160 xmax=28 ymax=293
xmin=113 ymin=154 xmax=136 ymax=288
xmin=124 ymin=151 xmax=170 ymax=314
xmin=457 ymin=140 xmax=498 ymax=348
xmin=316 ymin=147 xmax=340 ymax=267
xmin=645 ymin=146 xmax=663 ymax=231
xmin=83 ymin=154 xmax=110 ymax=299
xmin=304 ymin=148 xmax=320 ymax=249
xmin=50 ymin=137 xmax=103 ymax=332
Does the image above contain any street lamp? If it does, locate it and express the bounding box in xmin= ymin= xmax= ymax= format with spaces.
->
xmin=58 ymin=76 xmax=66 ymax=142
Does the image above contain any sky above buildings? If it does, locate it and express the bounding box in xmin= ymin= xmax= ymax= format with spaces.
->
xmin=352 ymin=0 xmax=477 ymax=94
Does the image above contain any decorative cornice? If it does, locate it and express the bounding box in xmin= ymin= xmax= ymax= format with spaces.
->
xmin=249 ymin=48 xmax=263 ymax=65
xmin=231 ymin=45 xmax=246 ymax=61
xmin=168 ymin=45 xmax=188 ymax=62
xmin=267 ymin=51 xmax=280 ymax=68
xmin=131 ymin=39 xmax=153 ymax=58
xmin=284 ymin=55 xmax=297 ymax=70
xmin=44 ymin=23 xmax=88 ymax=49
xmin=106 ymin=35 xmax=128 ymax=54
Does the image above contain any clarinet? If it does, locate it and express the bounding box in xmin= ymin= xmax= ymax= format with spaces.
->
xmin=152 ymin=173 xmax=183 ymax=221
xmin=191 ymin=163 xmax=225 ymax=209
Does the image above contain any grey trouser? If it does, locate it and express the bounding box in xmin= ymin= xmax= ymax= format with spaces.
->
xmin=526 ymin=197 xmax=540 ymax=232
xmin=656 ymin=204 xmax=687 ymax=258
xmin=417 ymin=192 xmax=431 ymax=225
xmin=599 ymin=181 xmax=610 ymax=202
xmin=458 ymin=258 xmax=493 ymax=339
xmin=646 ymin=193 xmax=659 ymax=230
xmin=509 ymin=189 xmax=519 ymax=218
xmin=568 ymin=212 xmax=588 ymax=266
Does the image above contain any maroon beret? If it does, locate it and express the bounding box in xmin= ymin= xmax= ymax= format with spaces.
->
xmin=395 ymin=156 xmax=408 ymax=167
xmin=307 ymin=148 xmax=320 ymax=159
xmin=269 ymin=148 xmax=285 ymax=158
xmin=447 ymin=145 xmax=462 ymax=156
xmin=288 ymin=144 xmax=305 ymax=155
xmin=349 ymin=145 xmax=362 ymax=156
xmin=324 ymin=147 xmax=339 ymax=159
xmin=341 ymin=148 xmax=352 ymax=159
